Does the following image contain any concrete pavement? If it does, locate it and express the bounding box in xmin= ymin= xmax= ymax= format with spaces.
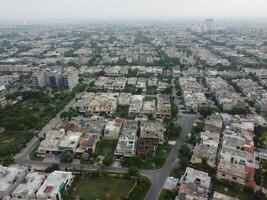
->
xmin=14 ymin=93 xmax=82 ymax=162
xmin=144 ymin=114 xmax=197 ymax=200
xmin=13 ymin=84 xmax=199 ymax=200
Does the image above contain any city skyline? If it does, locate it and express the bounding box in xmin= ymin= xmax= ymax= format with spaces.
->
xmin=0 ymin=0 xmax=267 ymax=21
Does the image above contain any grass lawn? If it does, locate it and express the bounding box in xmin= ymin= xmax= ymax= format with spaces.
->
xmin=73 ymin=175 xmax=135 ymax=200
xmin=125 ymin=85 xmax=136 ymax=94
xmin=30 ymin=146 xmax=44 ymax=161
xmin=0 ymin=131 xmax=33 ymax=158
xmin=159 ymin=189 xmax=168 ymax=200
xmin=114 ymin=105 xmax=129 ymax=118
xmin=0 ymin=89 xmax=82 ymax=158
xmin=159 ymin=189 xmax=176 ymax=200
xmin=141 ymin=143 xmax=172 ymax=169
xmin=254 ymin=126 xmax=267 ymax=149
xmin=123 ymin=143 xmax=172 ymax=170
xmin=213 ymin=181 xmax=253 ymax=200
xmin=144 ymin=96 xmax=157 ymax=101
xmin=95 ymin=139 xmax=118 ymax=157
xmin=146 ymin=86 xmax=157 ymax=95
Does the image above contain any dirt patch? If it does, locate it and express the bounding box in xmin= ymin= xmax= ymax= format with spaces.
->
xmin=2 ymin=138 xmax=14 ymax=144
xmin=0 ymin=127 xmax=5 ymax=134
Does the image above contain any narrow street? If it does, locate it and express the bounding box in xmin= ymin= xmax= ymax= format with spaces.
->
xmin=144 ymin=114 xmax=197 ymax=200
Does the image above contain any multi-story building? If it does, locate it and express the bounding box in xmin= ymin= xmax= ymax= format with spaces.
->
xmin=0 ymin=165 xmax=27 ymax=199
xmin=206 ymin=77 xmax=245 ymax=111
xmin=31 ymin=71 xmax=46 ymax=88
xmin=61 ymin=67 xmax=79 ymax=90
xmin=129 ymin=95 xmax=144 ymax=116
xmin=104 ymin=118 xmax=123 ymax=140
xmin=86 ymin=93 xmax=118 ymax=117
xmin=142 ymin=100 xmax=156 ymax=117
xmin=36 ymin=171 xmax=74 ymax=200
xmin=38 ymin=129 xmax=65 ymax=155
xmin=137 ymin=122 xmax=165 ymax=156
xmin=114 ymin=120 xmax=138 ymax=158
xmin=178 ymin=167 xmax=211 ymax=200
xmin=156 ymin=95 xmax=171 ymax=119
xmin=31 ymin=67 xmax=79 ymax=90
xmin=0 ymin=85 xmax=7 ymax=108
xmin=11 ymin=172 xmax=45 ymax=200
xmin=58 ymin=131 xmax=83 ymax=152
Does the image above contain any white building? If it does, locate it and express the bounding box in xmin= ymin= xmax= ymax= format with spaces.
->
xmin=58 ymin=131 xmax=83 ymax=152
xmin=38 ymin=129 xmax=65 ymax=155
xmin=36 ymin=171 xmax=74 ymax=200
xmin=0 ymin=165 xmax=27 ymax=199
xmin=129 ymin=95 xmax=144 ymax=116
xmin=11 ymin=172 xmax=45 ymax=200
xmin=32 ymin=71 xmax=46 ymax=88
xmin=61 ymin=67 xmax=79 ymax=90
xmin=104 ymin=118 xmax=123 ymax=140
xmin=118 ymin=93 xmax=132 ymax=106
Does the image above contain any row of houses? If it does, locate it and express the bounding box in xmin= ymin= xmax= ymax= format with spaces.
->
xmin=171 ymin=166 xmax=239 ymax=200
xmin=0 ymin=165 xmax=73 ymax=200
xmin=37 ymin=118 xmax=166 ymax=159
xmin=77 ymin=92 xmax=171 ymax=119
xmin=114 ymin=120 xmax=166 ymax=158
xmin=190 ymin=113 xmax=267 ymax=190
xmin=179 ymin=77 xmax=208 ymax=112
xmin=79 ymin=65 xmax=164 ymax=76
xmin=232 ymin=78 xmax=267 ymax=112
xmin=94 ymin=76 xmax=169 ymax=93
xmin=206 ymin=77 xmax=245 ymax=111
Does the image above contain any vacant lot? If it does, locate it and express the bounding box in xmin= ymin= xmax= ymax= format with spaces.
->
xmin=95 ymin=139 xmax=118 ymax=157
xmin=0 ymin=88 xmax=82 ymax=159
xmin=73 ymin=175 xmax=135 ymax=200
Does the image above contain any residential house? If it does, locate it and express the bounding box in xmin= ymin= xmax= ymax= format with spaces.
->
xmin=11 ymin=172 xmax=45 ymax=200
xmin=36 ymin=171 xmax=74 ymax=200
xmin=137 ymin=122 xmax=165 ymax=156
xmin=0 ymin=165 xmax=27 ymax=199
xmin=104 ymin=118 xmax=123 ymax=140
xmin=129 ymin=95 xmax=144 ymax=117
xmin=114 ymin=120 xmax=138 ymax=158
xmin=156 ymin=95 xmax=171 ymax=119
xmin=178 ymin=167 xmax=211 ymax=200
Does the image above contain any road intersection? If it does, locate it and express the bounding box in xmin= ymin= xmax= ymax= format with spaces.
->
xmin=14 ymin=91 xmax=199 ymax=200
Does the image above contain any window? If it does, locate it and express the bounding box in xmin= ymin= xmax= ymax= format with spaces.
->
xmin=222 ymin=174 xmax=226 ymax=177
xmin=232 ymin=176 xmax=237 ymax=180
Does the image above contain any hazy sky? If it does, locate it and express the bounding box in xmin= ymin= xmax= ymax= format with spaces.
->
xmin=0 ymin=0 xmax=267 ymax=21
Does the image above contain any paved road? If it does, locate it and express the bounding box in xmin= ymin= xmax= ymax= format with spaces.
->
xmin=14 ymin=93 xmax=83 ymax=162
xmin=144 ymin=114 xmax=197 ymax=200
xmin=13 ymin=84 xmax=199 ymax=200
xmin=14 ymin=113 xmax=197 ymax=200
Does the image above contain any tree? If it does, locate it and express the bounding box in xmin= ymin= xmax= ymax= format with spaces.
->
xmin=45 ymin=163 xmax=59 ymax=173
xmin=253 ymin=191 xmax=267 ymax=200
xmin=165 ymin=86 xmax=173 ymax=95
xmin=199 ymin=106 xmax=219 ymax=118
xmin=60 ymin=151 xmax=74 ymax=163
xmin=165 ymin=121 xmax=182 ymax=140
xmin=171 ymin=101 xmax=179 ymax=118
xmin=129 ymin=165 xmax=139 ymax=176
xmin=135 ymin=88 xmax=143 ymax=95
xmin=163 ymin=189 xmax=178 ymax=199
xmin=147 ymin=113 xmax=155 ymax=121
xmin=81 ymin=152 xmax=90 ymax=162
xmin=123 ymin=156 xmax=142 ymax=168
xmin=229 ymin=106 xmax=249 ymax=115
xmin=179 ymin=144 xmax=192 ymax=159
xmin=103 ymin=155 xmax=114 ymax=166
xmin=2 ymin=156 xmax=14 ymax=166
